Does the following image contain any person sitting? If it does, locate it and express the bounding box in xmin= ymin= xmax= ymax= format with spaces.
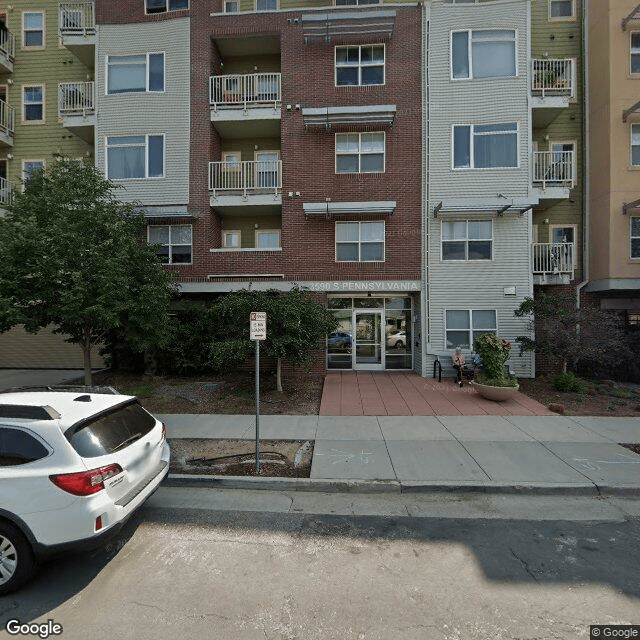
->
xmin=453 ymin=347 xmax=466 ymax=388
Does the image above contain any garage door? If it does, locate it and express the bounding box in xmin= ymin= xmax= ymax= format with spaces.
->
xmin=0 ymin=325 xmax=106 ymax=369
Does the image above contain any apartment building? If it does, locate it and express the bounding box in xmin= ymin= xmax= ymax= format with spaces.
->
xmin=586 ymin=0 xmax=640 ymax=324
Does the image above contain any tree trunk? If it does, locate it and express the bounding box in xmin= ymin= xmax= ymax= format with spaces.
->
xmin=83 ymin=324 xmax=93 ymax=386
xmin=276 ymin=357 xmax=283 ymax=392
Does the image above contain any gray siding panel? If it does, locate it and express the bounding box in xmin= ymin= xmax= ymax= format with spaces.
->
xmin=95 ymin=19 xmax=190 ymax=205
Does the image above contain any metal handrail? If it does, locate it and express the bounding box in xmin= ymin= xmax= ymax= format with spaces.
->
xmin=0 ymin=99 xmax=15 ymax=136
xmin=531 ymin=58 xmax=574 ymax=97
xmin=209 ymin=72 xmax=281 ymax=109
xmin=208 ymin=160 xmax=282 ymax=198
xmin=58 ymin=81 xmax=95 ymax=116
xmin=532 ymin=242 xmax=574 ymax=277
xmin=0 ymin=177 xmax=13 ymax=206
xmin=532 ymin=150 xmax=574 ymax=189
xmin=58 ymin=2 xmax=96 ymax=36
xmin=0 ymin=28 xmax=15 ymax=61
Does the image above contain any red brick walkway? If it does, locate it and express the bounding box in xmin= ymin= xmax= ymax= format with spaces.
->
xmin=320 ymin=371 xmax=553 ymax=417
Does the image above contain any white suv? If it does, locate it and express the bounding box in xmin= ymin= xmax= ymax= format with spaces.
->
xmin=0 ymin=387 xmax=170 ymax=593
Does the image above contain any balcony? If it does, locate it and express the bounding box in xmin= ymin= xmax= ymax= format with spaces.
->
xmin=0 ymin=177 xmax=13 ymax=211
xmin=0 ymin=27 xmax=15 ymax=74
xmin=531 ymin=58 xmax=574 ymax=128
xmin=209 ymin=73 xmax=281 ymax=138
xmin=209 ymin=159 xmax=282 ymax=211
xmin=0 ymin=99 xmax=14 ymax=147
xmin=58 ymin=2 xmax=95 ymax=68
xmin=532 ymin=150 xmax=574 ymax=200
xmin=532 ymin=242 xmax=575 ymax=285
xmin=58 ymin=82 xmax=95 ymax=143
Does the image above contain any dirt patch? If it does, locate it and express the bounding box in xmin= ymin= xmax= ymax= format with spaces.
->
xmin=169 ymin=438 xmax=313 ymax=477
xmin=621 ymin=444 xmax=640 ymax=456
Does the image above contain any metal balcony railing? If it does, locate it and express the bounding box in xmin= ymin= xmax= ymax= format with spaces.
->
xmin=208 ymin=160 xmax=282 ymax=197
xmin=532 ymin=150 xmax=574 ymax=189
xmin=531 ymin=58 xmax=574 ymax=97
xmin=0 ymin=99 xmax=15 ymax=138
xmin=58 ymin=81 xmax=95 ymax=116
xmin=0 ymin=177 xmax=13 ymax=206
xmin=209 ymin=73 xmax=281 ymax=109
xmin=532 ymin=243 xmax=575 ymax=278
xmin=0 ymin=27 xmax=15 ymax=62
xmin=59 ymin=2 xmax=96 ymax=36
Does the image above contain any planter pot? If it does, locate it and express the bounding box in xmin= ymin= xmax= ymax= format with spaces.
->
xmin=471 ymin=381 xmax=519 ymax=402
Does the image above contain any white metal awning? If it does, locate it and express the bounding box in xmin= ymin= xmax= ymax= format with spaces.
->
xmin=433 ymin=199 xmax=536 ymax=218
xmin=301 ymin=10 xmax=396 ymax=44
xmin=302 ymin=105 xmax=396 ymax=129
xmin=304 ymin=200 xmax=396 ymax=218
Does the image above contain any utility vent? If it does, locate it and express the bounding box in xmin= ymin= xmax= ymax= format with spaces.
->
xmin=0 ymin=404 xmax=61 ymax=420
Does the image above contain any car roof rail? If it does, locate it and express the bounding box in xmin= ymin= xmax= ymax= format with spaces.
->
xmin=0 ymin=385 xmax=120 ymax=395
xmin=0 ymin=404 xmax=62 ymax=420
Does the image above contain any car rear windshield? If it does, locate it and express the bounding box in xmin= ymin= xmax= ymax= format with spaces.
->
xmin=66 ymin=401 xmax=156 ymax=458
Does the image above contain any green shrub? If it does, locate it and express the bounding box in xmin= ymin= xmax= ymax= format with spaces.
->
xmin=552 ymin=372 xmax=586 ymax=393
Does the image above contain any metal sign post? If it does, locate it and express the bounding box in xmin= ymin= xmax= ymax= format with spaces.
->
xmin=250 ymin=312 xmax=266 ymax=473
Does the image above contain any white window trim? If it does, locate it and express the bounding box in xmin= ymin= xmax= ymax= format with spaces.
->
xmin=22 ymin=11 xmax=45 ymax=50
xmin=224 ymin=1 xmax=239 ymax=12
xmin=22 ymin=84 xmax=45 ymax=124
xmin=441 ymin=219 xmax=493 ymax=262
xmin=451 ymin=123 xmax=520 ymax=170
xmin=334 ymin=44 xmax=386 ymax=87
xmin=631 ymin=32 xmax=640 ymax=75
xmin=450 ymin=29 xmax=518 ymax=81
xmin=148 ymin=224 xmax=192 ymax=265
xmin=335 ymin=220 xmax=385 ymax=263
xmin=549 ymin=223 xmax=578 ymax=267
xmin=21 ymin=159 xmax=45 ymax=190
xmin=335 ymin=132 xmax=386 ymax=174
xmin=255 ymin=0 xmax=279 ymax=10
xmin=548 ymin=0 xmax=576 ymax=21
xmin=222 ymin=230 xmax=241 ymax=249
xmin=105 ymin=52 xmax=165 ymax=95
xmin=631 ymin=216 xmax=640 ymax=259
xmin=444 ymin=309 xmax=498 ymax=351
xmin=631 ymin=124 xmax=640 ymax=167
xmin=105 ymin=134 xmax=165 ymax=180
xmin=144 ymin=0 xmax=189 ymax=15
xmin=255 ymin=229 xmax=281 ymax=249
xmin=222 ymin=151 xmax=242 ymax=168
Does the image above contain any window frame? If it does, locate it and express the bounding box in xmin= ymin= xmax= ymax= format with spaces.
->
xmin=631 ymin=124 xmax=640 ymax=167
xmin=148 ymin=224 xmax=193 ymax=265
xmin=335 ymin=44 xmax=385 ymax=87
xmin=144 ymin=0 xmax=189 ymax=15
xmin=22 ymin=11 xmax=45 ymax=50
xmin=452 ymin=122 xmax=519 ymax=170
xmin=0 ymin=426 xmax=51 ymax=466
xmin=335 ymin=220 xmax=385 ymax=263
xmin=549 ymin=223 xmax=578 ymax=267
xmin=106 ymin=52 xmax=165 ymax=95
xmin=222 ymin=230 xmax=241 ymax=248
xmin=445 ymin=309 xmax=497 ymax=351
xmin=550 ymin=139 xmax=577 ymax=185
xmin=224 ymin=1 xmax=239 ymax=12
xmin=21 ymin=159 xmax=45 ymax=191
xmin=548 ymin=0 xmax=575 ymax=21
xmin=105 ymin=134 xmax=165 ymax=180
xmin=335 ymin=131 xmax=386 ymax=174
xmin=255 ymin=0 xmax=279 ymax=10
xmin=255 ymin=229 xmax=281 ymax=250
xmin=631 ymin=32 xmax=640 ymax=75
xmin=22 ymin=84 xmax=45 ymax=124
xmin=441 ymin=219 xmax=493 ymax=262
xmin=631 ymin=216 xmax=640 ymax=259
xmin=451 ymin=29 xmax=517 ymax=80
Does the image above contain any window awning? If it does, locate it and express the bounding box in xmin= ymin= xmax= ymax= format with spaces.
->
xmin=138 ymin=205 xmax=193 ymax=218
xmin=301 ymin=10 xmax=396 ymax=45
xmin=623 ymin=197 xmax=640 ymax=215
xmin=433 ymin=199 xmax=535 ymax=218
xmin=623 ymin=99 xmax=640 ymax=122
xmin=304 ymin=200 xmax=396 ymax=218
xmin=302 ymin=105 xmax=396 ymax=129
xmin=622 ymin=3 xmax=640 ymax=30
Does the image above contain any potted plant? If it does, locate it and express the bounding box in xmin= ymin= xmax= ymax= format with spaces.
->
xmin=471 ymin=332 xmax=519 ymax=401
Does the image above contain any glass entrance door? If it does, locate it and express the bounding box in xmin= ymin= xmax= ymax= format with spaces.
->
xmin=353 ymin=311 xmax=383 ymax=370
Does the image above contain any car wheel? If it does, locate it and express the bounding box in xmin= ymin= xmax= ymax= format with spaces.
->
xmin=0 ymin=522 xmax=36 ymax=595
xmin=395 ymin=341 xmax=404 ymax=349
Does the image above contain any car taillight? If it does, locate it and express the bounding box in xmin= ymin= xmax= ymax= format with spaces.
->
xmin=50 ymin=464 xmax=123 ymax=496
xmin=161 ymin=422 xmax=167 ymax=441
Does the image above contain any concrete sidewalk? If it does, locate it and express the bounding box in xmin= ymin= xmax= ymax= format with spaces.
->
xmin=158 ymin=413 xmax=640 ymax=496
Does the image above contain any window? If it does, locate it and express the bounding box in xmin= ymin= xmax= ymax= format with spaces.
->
xmin=106 ymin=135 xmax=164 ymax=179
xmin=632 ymin=33 xmax=640 ymax=74
xmin=256 ymin=0 xmax=278 ymax=9
xmin=256 ymin=229 xmax=281 ymax=249
xmin=222 ymin=230 xmax=241 ymax=248
xmin=632 ymin=217 xmax=640 ymax=259
xmin=632 ymin=125 xmax=640 ymax=166
xmin=453 ymin=123 xmax=518 ymax=169
xmin=22 ymin=12 xmax=44 ymax=48
xmin=549 ymin=0 xmax=574 ymax=19
xmin=335 ymin=45 xmax=385 ymax=86
xmin=22 ymin=160 xmax=44 ymax=186
xmin=550 ymin=224 xmax=577 ymax=267
xmin=446 ymin=310 xmax=497 ymax=349
xmin=0 ymin=427 xmax=49 ymax=466
xmin=145 ymin=0 xmax=189 ymax=14
xmin=442 ymin=220 xmax=492 ymax=261
xmin=148 ymin=225 xmax=192 ymax=264
xmin=452 ymin=30 xmax=516 ymax=79
xmin=336 ymin=132 xmax=385 ymax=173
xmin=107 ymin=54 xmax=164 ymax=94
xmin=336 ymin=221 xmax=384 ymax=262
xmin=23 ymin=85 xmax=44 ymax=122
xmin=224 ymin=1 xmax=239 ymax=11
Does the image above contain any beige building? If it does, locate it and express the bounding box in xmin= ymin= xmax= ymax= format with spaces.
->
xmin=587 ymin=0 xmax=640 ymax=323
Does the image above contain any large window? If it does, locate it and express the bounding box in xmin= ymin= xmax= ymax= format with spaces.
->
xmin=23 ymin=85 xmax=44 ymax=122
xmin=22 ymin=160 xmax=44 ymax=186
xmin=106 ymin=135 xmax=164 ymax=180
xmin=145 ymin=0 xmax=189 ymax=13
xmin=256 ymin=229 xmax=281 ymax=249
xmin=107 ymin=54 xmax=164 ymax=94
xmin=632 ymin=217 xmax=640 ymax=259
xmin=632 ymin=33 xmax=640 ymax=74
xmin=148 ymin=225 xmax=192 ymax=264
xmin=336 ymin=132 xmax=385 ymax=173
xmin=256 ymin=0 xmax=278 ymax=9
xmin=453 ymin=123 xmax=518 ymax=169
xmin=22 ymin=12 xmax=44 ymax=48
xmin=446 ymin=310 xmax=497 ymax=349
xmin=335 ymin=221 xmax=384 ymax=262
xmin=632 ymin=125 xmax=640 ymax=166
xmin=452 ymin=30 xmax=516 ymax=79
xmin=549 ymin=0 xmax=574 ymax=19
xmin=442 ymin=220 xmax=492 ymax=261
xmin=335 ymin=45 xmax=385 ymax=86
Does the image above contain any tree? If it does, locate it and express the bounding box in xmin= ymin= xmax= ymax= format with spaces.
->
xmin=514 ymin=292 xmax=628 ymax=376
xmin=0 ymin=159 xmax=176 ymax=385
